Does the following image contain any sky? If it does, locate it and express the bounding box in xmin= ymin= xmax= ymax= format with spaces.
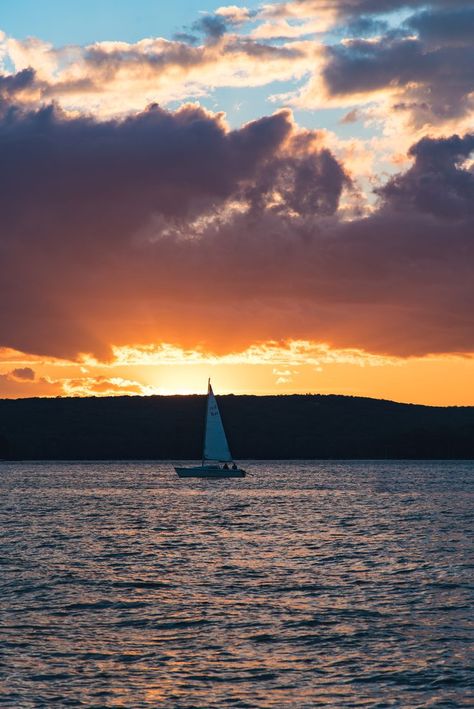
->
xmin=0 ymin=0 xmax=473 ymax=404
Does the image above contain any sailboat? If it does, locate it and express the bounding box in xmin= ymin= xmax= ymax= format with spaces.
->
xmin=174 ymin=380 xmax=246 ymax=478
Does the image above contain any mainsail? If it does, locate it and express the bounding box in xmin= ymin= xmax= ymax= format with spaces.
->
xmin=203 ymin=380 xmax=232 ymax=462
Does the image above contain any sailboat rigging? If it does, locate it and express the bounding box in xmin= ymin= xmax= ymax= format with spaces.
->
xmin=174 ymin=380 xmax=246 ymax=478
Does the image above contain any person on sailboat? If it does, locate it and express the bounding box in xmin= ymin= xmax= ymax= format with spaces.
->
xmin=223 ymin=463 xmax=229 ymax=469
xmin=232 ymin=463 xmax=237 ymax=470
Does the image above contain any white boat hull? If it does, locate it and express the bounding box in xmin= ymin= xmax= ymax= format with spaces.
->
xmin=175 ymin=465 xmax=246 ymax=478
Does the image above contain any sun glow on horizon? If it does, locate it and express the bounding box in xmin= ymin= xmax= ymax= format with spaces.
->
xmin=1 ymin=341 xmax=473 ymax=406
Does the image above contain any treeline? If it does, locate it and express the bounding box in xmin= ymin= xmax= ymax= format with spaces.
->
xmin=0 ymin=394 xmax=473 ymax=460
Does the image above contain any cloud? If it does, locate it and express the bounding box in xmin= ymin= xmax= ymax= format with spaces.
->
xmin=0 ymin=67 xmax=35 ymax=96
xmin=271 ymin=0 xmax=467 ymax=21
xmin=61 ymin=376 xmax=150 ymax=397
xmin=0 ymin=102 xmax=351 ymax=358
xmin=340 ymin=108 xmax=359 ymax=124
xmin=342 ymin=16 xmax=389 ymax=37
xmin=407 ymin=6 xmax=474 ymax=46
xmin=0 ymin=370 xmax=150 ymax=398
xmin=0 ymin=96 xmax=472 ymax=361
xmin=378 ymin=133 xmax=474 ymax=219
xmin=192 ymin=14 xmax=228 ymax=41
xmin=215 ymin=6 xmax=253 ymax=25
xmin=248 ymin=1 xmax=336 ymax=38
xmin=0 ymin=339 xmax=405 ymax=401
xmin=0 ymin=67 xmax=38 ymax=111
xmin=111 ymin=341 xmax=399 ymax=367
xmin=1 ymin=30 xmax=313 ymax=115
xmin=2 ymin=2 xmax=471 ymax=136
xmin=0 ymin=2 xmax=472 ymax=363
xmin=0 ymin=371 xmax=62 ymax=398
xmin=10 ymin=367 xmax=35 ymax=380
xmin=324 ymin=36 xmax=474 ymax=127
xmin=289 ymin=3 xmax=474 ymax=134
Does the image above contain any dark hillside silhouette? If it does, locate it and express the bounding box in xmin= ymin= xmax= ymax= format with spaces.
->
xmin=0 ymin=394 xmax=473 ymax=460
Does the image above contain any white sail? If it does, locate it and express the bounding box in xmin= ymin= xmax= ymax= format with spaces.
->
xmin=203 ymin=380 xmax=232 ymax=462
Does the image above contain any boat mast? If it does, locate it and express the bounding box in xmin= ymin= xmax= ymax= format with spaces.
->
xmin=201 ymin=378 xmax=211 ymax=467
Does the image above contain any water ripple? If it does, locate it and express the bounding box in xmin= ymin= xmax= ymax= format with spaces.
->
xmin=1 ymin=460 xmax=473 ymax=707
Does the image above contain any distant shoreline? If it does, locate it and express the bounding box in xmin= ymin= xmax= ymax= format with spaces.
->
xmin=1 ymin=393 xmax=473 ymax=461
xmin=2 ymin=392 xmax=473 ymax=408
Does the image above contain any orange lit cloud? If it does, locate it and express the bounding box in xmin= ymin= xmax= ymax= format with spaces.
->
xmin=61 ymin=376 xmax=152 ymax=397
xmin=0 ymin=1 xmax=473 ymax=405
xmin=110 ymin=341 xmax=400 ymax=368
xmin=1 ymin=341 xmax=473 ymax=406
xmin=2 ymin=31 xmax=314 ymax=115
xmin=0 ymin=370 xmax=63 ymax=397
xmin=0 ymin=100 xmax=472 ymax=366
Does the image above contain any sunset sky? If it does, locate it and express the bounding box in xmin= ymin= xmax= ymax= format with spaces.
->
xmin=0 ymin=0 xmax=473 ymax=404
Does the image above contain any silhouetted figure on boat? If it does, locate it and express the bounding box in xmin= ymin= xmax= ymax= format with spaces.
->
xmin=174 ymin=379 xmax=246 ymax=478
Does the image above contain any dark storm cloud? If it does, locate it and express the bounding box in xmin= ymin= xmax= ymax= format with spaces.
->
xmin=295 ymin=0 xmax=467 ymax=18
xmin=192 ymin=14 xmax=228 ymax=41
xmin=0 ymin=103 xmax=292 ymax=223
xmin=323 ymin=34 xmax=474 ymax=124
xmin=0 ymin=68 xmax=96 ymax=108
xmin=379 ymin=133 xmax=474 ymax=219
xmin=245 ymin=141 xmax=350 ymax=217
xmin=0 ymin=3 xmax=472 ymax=366
xmin=0 ymin=98 xmax=472 ymax=360
xmin=0 ymin=99 xmax=474 ymax=356
xmin=407 ymin=7 xmax=474 ymax=46
xmin=324 ymin=38 xmax=421 ymax=95
xmin=185 ymin=6 xmax=254 ymax=44
xmin=0 ymin=103 xmax=349 ymax=358
xmin=0 ymin=69 xmax=38 ymax=111
xmin=264 ymin=0 xmax=465 ymax=24
xmin=311 ymin=0 xmax=474 ymax=126
xmin=10 ymin=367 xmax=35 ymax=380
xmin=0 ymin=68 xmax=36 ymax=95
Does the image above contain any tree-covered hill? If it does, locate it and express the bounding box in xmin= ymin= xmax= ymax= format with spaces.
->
xmin=0 ymin=394 xmax=473 ymax=460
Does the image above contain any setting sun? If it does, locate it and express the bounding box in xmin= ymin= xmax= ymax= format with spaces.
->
xmin=1 ymin=341 xmax=473 ymax=405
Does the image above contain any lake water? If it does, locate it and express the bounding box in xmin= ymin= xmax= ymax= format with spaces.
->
xmin=1 ymin=461 xmax=473 ymax=708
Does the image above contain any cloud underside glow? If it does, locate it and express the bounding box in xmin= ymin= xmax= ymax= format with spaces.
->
xmin=0 ymin=0 xmax=473 ymax=402
xmin=1 ymin=340 xmax=473 ymax=405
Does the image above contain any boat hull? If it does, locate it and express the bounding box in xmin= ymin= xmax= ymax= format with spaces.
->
xmin=175 ymin=465 xmax=246 ymax=478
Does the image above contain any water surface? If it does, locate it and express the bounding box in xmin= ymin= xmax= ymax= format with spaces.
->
xmin=1 ymin=461 xmax=473 ymax=707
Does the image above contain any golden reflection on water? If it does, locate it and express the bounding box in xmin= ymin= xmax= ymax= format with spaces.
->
xmin=1 ymin=461 xmax=473 ymax=707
